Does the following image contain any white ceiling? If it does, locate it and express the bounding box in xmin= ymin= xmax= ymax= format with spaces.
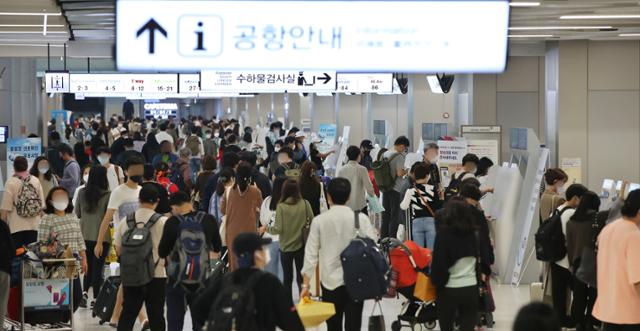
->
xmin=1 ymin=0 xmax=640 ymax=57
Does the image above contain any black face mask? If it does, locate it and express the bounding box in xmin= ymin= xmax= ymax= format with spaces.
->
xmin=129 ymin=175 xmax=143 ymax=184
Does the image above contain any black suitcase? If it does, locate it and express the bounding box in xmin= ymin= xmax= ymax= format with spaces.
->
xmin=92 ymin=276 xmax=121 ymax=325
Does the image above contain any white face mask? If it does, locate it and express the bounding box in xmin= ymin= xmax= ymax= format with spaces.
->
xmin=38 ymin=167 xmax=49 ymax=174
xmin=52 ymin=200 xmax=69 ymax=212
xmin=214 ymin=132 xmax=220 ymax=138
xmin=205 ymin=134 xmax=212 ymax=139
xmin=83 ymin=174 xmax=89 ymax=183
xmin=98 ymin=155 xmax=110 ymax=165
xmin=557 ymin=184 xmax=566 ymax=195
xmin=429 ymin=156 xmax=438 ymax=164
xmin=274 ymin=147 xmax=281 ymax=152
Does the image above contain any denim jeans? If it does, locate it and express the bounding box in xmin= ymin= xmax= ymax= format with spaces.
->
xmin=264 ymin=241 xmax=284 ymax=282
xmin=189 ymin=157 xmax=201 ymax=181
xmin=412 ymin=217 xmax=436 ymax=250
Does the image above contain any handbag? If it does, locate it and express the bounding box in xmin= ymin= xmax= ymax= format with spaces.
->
xmin=474 ymin=231 xmax=495 ymax=313
xmin=413 ymin=272 xmax=437 ymax=302
xmin=368 ymin=300 xmax=385 ymax=331
xmin=301 ymin=201 xmax=313 ymax=246
xmin=319 ymin=182 xmax=329 ymax=213
xmin=296 ymin=297 xmax=336 ymax=328
xmin=367 ymin=195 xmax=385 ymax=214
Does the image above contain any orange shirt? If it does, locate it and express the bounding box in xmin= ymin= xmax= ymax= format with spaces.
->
xmin=593 ymin=219 xmax=640 ymax=324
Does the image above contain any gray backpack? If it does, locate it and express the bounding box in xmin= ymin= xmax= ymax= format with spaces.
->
xmin=166 ymin=212 xmax=209 ymax=290
xmin=120 ymin=213 xmax=162 ymax=287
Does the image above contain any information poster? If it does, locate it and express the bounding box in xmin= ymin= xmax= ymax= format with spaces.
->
xmin=467 ymin=140 xmax=499 ymax=165
xmin=24 ymin=279 xmax=71 ymax=309
xmin=317 ymin=124 xmax=337 ymax=152
xmin=560 ymin=157 xmax=582 ymax=185
xmin=7 ymin=138 xmax=42 ymax=179
xmin=437 ymin=140 xmax=468 ymax=166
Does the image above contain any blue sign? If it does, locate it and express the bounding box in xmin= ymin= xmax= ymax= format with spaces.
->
xmin=318 ymin=124 xmax=337 ymax=150
xmin=116 ymin=1 xmax=509 ymax=73
xmin=7 ymin=138 xmax=42 ymax=178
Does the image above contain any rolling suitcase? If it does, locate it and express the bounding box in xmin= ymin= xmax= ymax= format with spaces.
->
xmin=92 ymin=276 xmax=121 ymax=325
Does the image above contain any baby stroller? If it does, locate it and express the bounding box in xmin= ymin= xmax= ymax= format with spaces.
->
xmin=380 ymin=238 xmax=438 ymax=331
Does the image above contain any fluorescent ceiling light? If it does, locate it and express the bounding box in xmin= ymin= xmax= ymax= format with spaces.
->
xmin=426 ymin=75 xmax=444 ymax=94
xmin=561 ymin=15 xmax=640 ymax=20
xmin=509 ymin=34 xmax=553 ymax=38
xmin=509 ymin=26 xmax=612 ymax=30
xmin=509 ymin=2 xmax=540 ymax=7
xmin=0 ymin=12 xmax=62 ymax=16
xmin=0 ymin=24 xmax=65 ymax=27
xmin=0 ymin=31 xmax=67 ymax=34
xmin=620 ymin=33 xmax=640 ymax=37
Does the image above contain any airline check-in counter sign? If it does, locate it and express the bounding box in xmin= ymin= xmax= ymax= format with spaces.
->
xmin=116 ymin=1 xmax=509 ymax=72
xmin=69 ymin=74 xmax=178 ymax=94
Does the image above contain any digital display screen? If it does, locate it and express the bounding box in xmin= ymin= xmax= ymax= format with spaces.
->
xmin=0 ymin=126 xmax=8 ymax=144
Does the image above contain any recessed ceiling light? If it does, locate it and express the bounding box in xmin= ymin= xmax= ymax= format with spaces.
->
xmin=0 ymin=12 xmax=62 ymax=16
xmin=561 ymin=15 xmax=640 ymax=20
xmin=509 ymin=2 xmax=541 ymax=7
xmin=509 ymin=34 xmax=553 ymax=38
xmin=620 ymin=33 xmax=640 ymax=37
xmin=509 ymin=26 xmax=612 ymax=30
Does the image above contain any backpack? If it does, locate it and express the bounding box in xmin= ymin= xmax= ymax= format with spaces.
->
xmin=282 ymin=162 xmax=300 ymax=180
xmin=166 ymin=212 xmax=209 ymax=290
xmin=206 ymin=271 xmax=264 ymax=331
xmin=371 ymin=150 xmax=400 ymax=192
xmin=186 ymin=135 xmax=201 ymax=156
xmin=341 ymin=211 xmax=389 ymax=301
xmin=171 ymin=160 xmax=190 ymax=193
xmin=14 ymin=176 xmax=42 ymax=218
xmin=444 ymin=172 xmax=468 ymax=201
xmin=534 ymin=206 xmax=572 ymax=262
xmin=120 ymin=212 xmax=162 ymax=287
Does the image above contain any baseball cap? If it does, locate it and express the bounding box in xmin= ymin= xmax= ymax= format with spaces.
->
xmin=295 ymin=131 xmax=306 ymax=138
xmin=232 ymin=233 xmax=272 ymax=260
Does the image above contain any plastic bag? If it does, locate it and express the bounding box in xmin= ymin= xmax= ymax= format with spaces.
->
xmin=367 ymin=195 xmax=385 ymax=214
xmin=296 ymin=297 xmax=336 ymax=328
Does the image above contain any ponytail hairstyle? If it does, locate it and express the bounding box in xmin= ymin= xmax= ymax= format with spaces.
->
xmin=235 ymin=162 xmax=252 ymax=192
xmin=216 ymin=167 xmax=236 ymax=196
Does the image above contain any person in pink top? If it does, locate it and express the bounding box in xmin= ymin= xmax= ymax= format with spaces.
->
xmin=593 ymin=189 xmax=640 ymax=331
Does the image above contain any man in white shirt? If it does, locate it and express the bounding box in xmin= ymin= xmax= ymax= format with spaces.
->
xmin=96 ymin=147 xmax=124 ymax=191
xmin=155 ymin=122 xmax=175 ymax=148
xmin=550 ymin=183 xmax=587 ymax=328
xmin=301 ymin=178 xmax=377 ymax=331
xmin=336 ymin=146 xmax=375 ymax=213
xmin=114 ymin=185 xmax=167 ymax=331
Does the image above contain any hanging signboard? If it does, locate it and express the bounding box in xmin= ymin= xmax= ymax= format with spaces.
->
xmin=200 ymin=70 xmax=336 ymax=93
xmin=44 ymin=72 xmax=70 ymax=93
xmin=69 ymin=74 xmax=178 ymax=94
xmin=116 ymin=0 xmax=509 ymax=72
xmin=336 ymin=74 xmax=393 ymax=93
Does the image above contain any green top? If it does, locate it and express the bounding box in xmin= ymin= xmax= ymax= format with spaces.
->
xmin=269 ymin=198 xmax=314 ymax=252
xmin=446 ymin=256 xmax=477 ymax=288
xmin=75 ymin=188 xmax=111 ymax=243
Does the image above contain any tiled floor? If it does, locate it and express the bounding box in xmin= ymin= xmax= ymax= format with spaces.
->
xmin=55 ymin=281 xmax=529 ymax=331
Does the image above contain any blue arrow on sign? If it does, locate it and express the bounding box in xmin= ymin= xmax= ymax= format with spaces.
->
xmin=136 ymin=18 xmax=167 ymax=54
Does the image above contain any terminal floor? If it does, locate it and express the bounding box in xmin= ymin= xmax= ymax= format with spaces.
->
xmin=72 ymin=282 xmax=529 ymax=331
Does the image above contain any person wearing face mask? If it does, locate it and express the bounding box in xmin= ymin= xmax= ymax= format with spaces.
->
xmin=202 ymin=129 xmax=218 ymax=158
xmin=268 ymin=140 xmax=284 ymax=178
xmin=96 ymin=147 xmax=124 ymax=191
xmin=57 ymin=143 xmax=82 ymax=198
xmin=359 ymin=139 xmax=374 ymax=170
xmin=192 ymin=232 xmax=305 ymax=331
xmin=94 ymin=156 xmax=145 ymax=259
xmin=38 ymin=187 xmax=87 ymax=314
xmin=158 ymin=191 xmax=221 ymax=331
xmin=152 ymin=140 xmax=179 ymax=169
xmin=540 ymin=168 xmax=570 ymax=224
xmin=72 ymin=165 xmax=92 ymax=210
xmin=423 ymin=143 xmax=444 ymax=207
xmin=30 ymin=156 xmax=59 ymax=198
xmin=380 ymin=136 xmax=410 ymax=239
xmin=74 ymin=166 xmax=111 ymax=309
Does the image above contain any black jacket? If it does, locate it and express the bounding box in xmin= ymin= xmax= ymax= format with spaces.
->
xmin=252 ymin=168 xmax=272 ymax=199
xmin=0 ymin=220 xmax=15 ymax=274
xmin=192 ymin=268 xmax=305 ymax=331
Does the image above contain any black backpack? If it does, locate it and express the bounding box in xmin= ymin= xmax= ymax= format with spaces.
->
xmin=206 ymin=271 xmax=263 ymax=331
xmin=535 ymin=206 xmax=573 ymax=262
xmin=444 ymin=172 xmax=468 ymax=201
xmin=340 ymin=211 xmax=389 ymax=301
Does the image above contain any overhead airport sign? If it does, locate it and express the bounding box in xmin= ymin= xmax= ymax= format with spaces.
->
xmin=336 ymin=74 xmax=393 ymax=93
xmin=179 ymin=74 xmax=200 ymax=93
xmin=45 ymin=72 xmax=70 ymax=93
xmin=116 ymin=0 xmax=509 ymax=73
xmin=200 ymin=70 xmax=336 ymax=93
xmin=69 ymin=74 xmax=178 ymax=94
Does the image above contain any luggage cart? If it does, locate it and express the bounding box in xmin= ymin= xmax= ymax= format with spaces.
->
xmin=6 ymin=258 xmax=78 ymax=331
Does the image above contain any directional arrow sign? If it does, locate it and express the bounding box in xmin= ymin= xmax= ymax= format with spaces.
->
xmin=200 ymin=71 xmax=336 ymax=93
xmin=318 ymin=73 xmax=331 ymax=85
xmin=136 ymin=18 xmax=167 ymax=54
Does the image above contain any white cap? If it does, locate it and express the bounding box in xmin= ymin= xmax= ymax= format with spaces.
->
xmin=295 ymin=132 xmax=306 ymax=138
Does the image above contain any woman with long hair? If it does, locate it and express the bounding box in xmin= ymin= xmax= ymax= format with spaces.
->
xmin=298 ymin=161 xmax=326 ymax=216
xmin=259 ymin=176 xmax=286 ymax=280
xmin=221 ymin=162 xmax=263 ymax=270
xmin=38 ymin=187 xmax=87 ymax=313
xmin=209 ymin=167 xmax=235 ymax=225
xmin=74 ymin=166 xmax=111 ymax=308
xmin=29 ymin=156 xmax=58 ymax=198
xmin=566 ymin=191 xmax=602 ymax=331
xmin=431 ymin=197 xmax=492 ymax=331
xmin=263 ymin=179 xmax=313 ymax=302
